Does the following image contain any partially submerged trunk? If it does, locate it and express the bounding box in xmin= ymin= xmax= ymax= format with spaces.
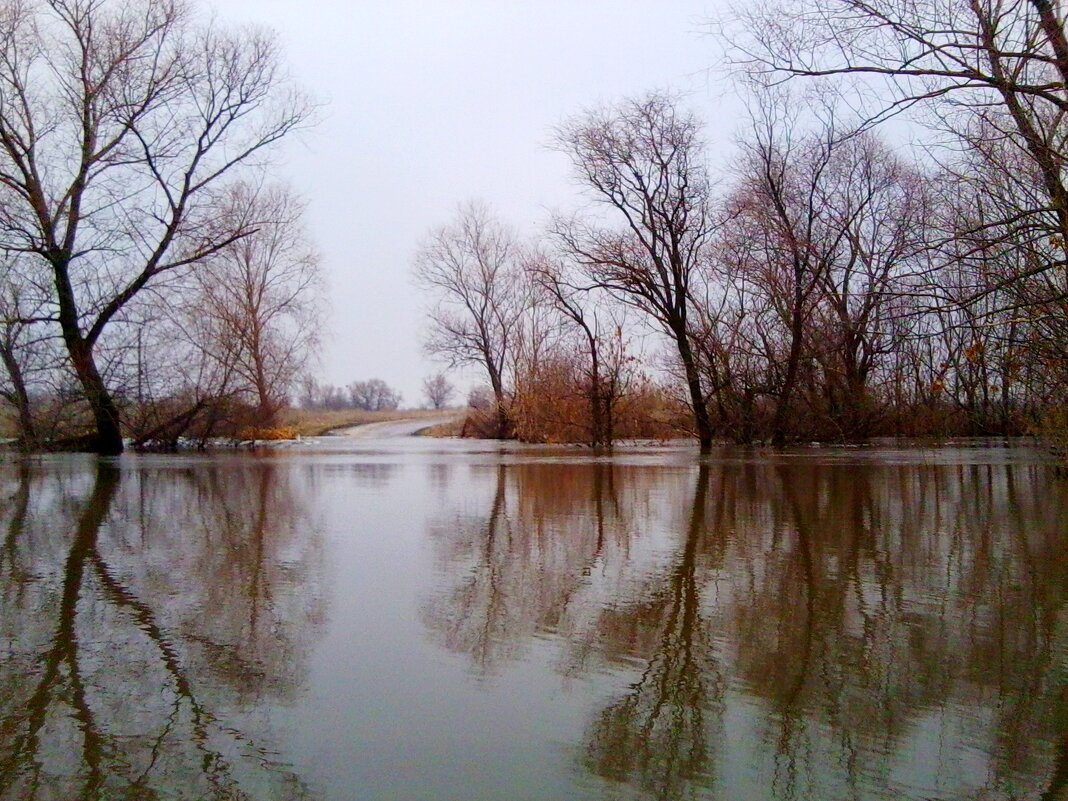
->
xmin=487 ymin=361 xmax=512 ymax=440
xmin=66 ymin=336 xmax=123 ymax=455
xmin=0 ymin=337 xmax=36 ymax=448
xmin=53 ymin=255 xmax=123 ymax=455
xmin=771 ymin=289 xmax=806 ymax=447
xmin=676 ymin=330 xmax=713 ymax=452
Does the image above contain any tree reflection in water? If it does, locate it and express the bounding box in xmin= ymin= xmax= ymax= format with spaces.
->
xmin=421 ymin=462 xmax=639 ymax=676
xmin=0 ymin=460 xmax=325 ymax=801
xmin=422 ymin=457 xmax=1068 ymax=801
xmin=582 ymin=464 xmax=723 ymax=799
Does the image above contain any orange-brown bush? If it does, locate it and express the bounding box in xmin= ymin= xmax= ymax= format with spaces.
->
xmin=509 ymin=355 xmax=683 ymax=445
xmin=237 ymin=426 xmax=298 ymax=441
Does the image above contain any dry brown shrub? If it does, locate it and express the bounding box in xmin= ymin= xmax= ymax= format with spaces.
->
xmin=0 ymin=406 xmax=18 ymax=439
xmin=510 ymin=357 xmax=684 ymax=445
xmin=511 ymin=357 xmax=589 ymax=444
xmin=237 ymin=426 xmax=299 ymax=441
xmin=458 ymin=407 xmax=509 ymax=439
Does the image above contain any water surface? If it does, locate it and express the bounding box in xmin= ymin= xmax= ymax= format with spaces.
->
xmin=1 ymin=439 xmax=1065 ymax=800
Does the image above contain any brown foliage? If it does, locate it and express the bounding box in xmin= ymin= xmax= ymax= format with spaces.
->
xmin=511 ymin=355 xmax=682 ymax=445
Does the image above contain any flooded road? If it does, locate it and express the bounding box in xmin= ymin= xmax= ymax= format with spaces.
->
xmin=1 ymin=436 xmax=1065 ymax=800
xmin=327 ymin=413 xmax=459 ymax=439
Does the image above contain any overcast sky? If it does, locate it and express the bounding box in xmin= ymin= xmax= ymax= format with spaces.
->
xmin=209 ymin=0 xmax=738 ymax=406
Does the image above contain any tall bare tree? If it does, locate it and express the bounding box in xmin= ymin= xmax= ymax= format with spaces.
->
xmin=729 ymin=94 xmax=929 ymax=442
xmin=414 ymin=202 xmax=528 ymax=437
xmin=187 ymin=182 xmax=322 ymax=425
xmin=728 ymin=0 xmax=1068 ymax=296
xmin=0 ymin=0 xmax=312 ymax=453
xmin=553 ymin=94 xmax=720 ymax=450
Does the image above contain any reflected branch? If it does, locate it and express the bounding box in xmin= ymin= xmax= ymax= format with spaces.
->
xmin=584 ymin=463 xmax=720 ymax=799
xmin=0 ymin=464 xmax=119 ymax=797
xmin=0 ymin=461 xmax=322 ymax=801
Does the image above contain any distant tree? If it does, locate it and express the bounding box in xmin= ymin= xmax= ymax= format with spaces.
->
xmin=321 ymin=384 xmax=349 ymax=411
xmin=414 ymin=202 xmax=528 ymax=437
xmin=298 ymin=378 xmax=351 ymax=411
xmin=297 ymin=375 xmax=323 ymax=409
xmin=423 ymin=373 xmax=455 ymax=409
xmin=348 ymin=378 xmax=401 ymax=411
xmin=0 ymin=0 xmax=312 ymax=453
xmin=467 ymin=385 xmax=496 ymax=410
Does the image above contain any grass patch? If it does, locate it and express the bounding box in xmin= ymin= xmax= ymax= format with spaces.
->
xmin=419 ymin=416 xmax=467 ymax=438
xmin=237 ymin=426 xmax=300 ymax=441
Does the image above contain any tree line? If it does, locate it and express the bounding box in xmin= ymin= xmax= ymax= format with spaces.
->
xmin=4 ymin=0 xmax=1066 ymax=454
xmin=416 ymin=1 xmax=1068 ymax=452
xmin=297 ymin=377 xmax=402 ymax=412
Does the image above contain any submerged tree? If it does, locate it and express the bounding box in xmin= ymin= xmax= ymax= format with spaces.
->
xmin=524 ymin=251 xmax=632 ymax=448
xmin=716 ymin=91 xmax=927 ymax=443
xmin=0 ymin=0 xmax=312 ymax=453
xmin=727 ymin=0 xmax=1068 ymax=442
xmin=554 ymin=93 xmax=720 ymax=450
xmin=414 ymin=202 xmax=528 ymax=438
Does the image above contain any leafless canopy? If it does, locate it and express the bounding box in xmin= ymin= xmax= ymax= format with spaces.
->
xmin=414 ymin=201 xmax=527 ymax=435
xmin=553 ymin=93 xmax=720 ymax=449
xmin=0 ymin=0 xmax=314 ymax=452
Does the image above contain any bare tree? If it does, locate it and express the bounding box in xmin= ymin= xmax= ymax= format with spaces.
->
xmin=0 ymin=255 xmax=79 ymax=448
xmin=0 ymin=0 xmax=313 ymax=453
xmin=730 ymin=98 xmax=836 ymax=444
xmin=414 ymin=202 xmax=528 ymax=437
xmin=423 ymin=372 xmax=454 ymax=409
xmin=728 ymin=0 xmax=1068 ymax=293
xmin=526 ymin=251 xmax=631 ymax=448
xmin=726 ymin=1 xmax=1068 ymax=448
xmin=0 ymin=265 xmax=39 ymax=445
xmin=348 ymin=378 xmax=401 ymax=411
xmin=186 ymin=183 xmax=322 ymax=425
xmin=553 ymin=94 xmax=720 ymax=450
xmin=809 ymin=133 xmax=928 ymax=438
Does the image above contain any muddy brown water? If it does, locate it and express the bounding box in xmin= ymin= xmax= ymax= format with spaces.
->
xmin=1 ymin=438 xmax=1065 ymax=800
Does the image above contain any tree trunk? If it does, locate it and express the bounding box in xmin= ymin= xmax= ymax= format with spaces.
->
xmin=53 ymin=257 xmax=124 ymax=455
xmin=487 ymin=365 xmax=511 ymax=440
xmin=588 ymin=348 xmax=608 ymax=449
xmin=69 ymin=338 xmax=124 ymax=455
xmin=0 ymin=338 xmax=36 ymax=448
xmin=772 ymin=298 xmax=806 ymax=447
xmin=676 ymin=331 xmax=713 ymax=452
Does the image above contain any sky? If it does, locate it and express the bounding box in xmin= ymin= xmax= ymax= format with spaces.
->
xmin=208 ymin=0 xmax=739 ymax=406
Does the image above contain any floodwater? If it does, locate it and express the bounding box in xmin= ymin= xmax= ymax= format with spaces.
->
xmin=0 ymin=435 xmax=1065 ymax=801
